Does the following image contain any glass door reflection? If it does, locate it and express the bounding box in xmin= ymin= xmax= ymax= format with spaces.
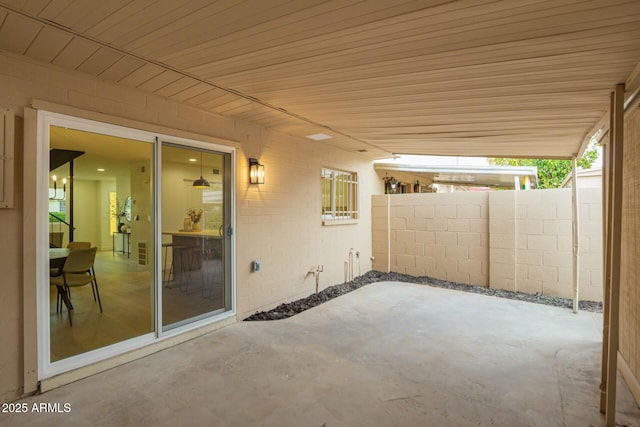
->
xmin=161 ymin=144 xmax=231 ymax=330
xmin=48 ymin=125 xmax=155 ymax=362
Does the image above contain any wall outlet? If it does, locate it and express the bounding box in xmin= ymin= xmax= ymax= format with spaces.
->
xmin=251 ymin=260 xmax=261 ymax=272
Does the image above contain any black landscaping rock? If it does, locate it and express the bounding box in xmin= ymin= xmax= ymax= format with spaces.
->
xmin=243 ymin=271 xmax=602 ymax=321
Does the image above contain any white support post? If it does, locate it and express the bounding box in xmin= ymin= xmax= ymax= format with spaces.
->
xmin=386 ymin=194 xmax=391 ymax=273
xmin=600 ymin=132 xmax=611 ymax=414
xmin=571 ymin=157 xmax=579 ymax=313
xmin=605 ymin=83 xmax=625 ymax=427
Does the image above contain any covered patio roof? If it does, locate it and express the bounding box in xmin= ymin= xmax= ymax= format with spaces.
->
xmin=1 ymin=0 xmax=639 ymax=159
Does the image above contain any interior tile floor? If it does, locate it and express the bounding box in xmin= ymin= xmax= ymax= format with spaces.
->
xmin=50 ymin=250 xmax=225 ymax=361
xmin=5 ymin=281 xmax=640 ymax=426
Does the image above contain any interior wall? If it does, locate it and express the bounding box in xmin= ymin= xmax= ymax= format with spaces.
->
xmin=115 ymin=173 xmax=131 ymax=229
xmin=72 ymin=179 xmax=101 ymax=246
xmin=129 ymin=159 xmax=152 ymax=264
xmin=0 ymin=51 xmax=381 ymax=402
xmin=99 ymin=179 xmax=116 ymax=251
xmin=161 ymin=160 xmax=211 ymax=232
xmin=620 ymin=106 xmax=640 ymax=404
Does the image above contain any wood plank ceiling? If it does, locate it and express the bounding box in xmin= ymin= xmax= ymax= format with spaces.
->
xmin=1 ymin=0 xmax=640 ymax=159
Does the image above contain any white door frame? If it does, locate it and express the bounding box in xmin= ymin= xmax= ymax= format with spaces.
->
xmin=36 ymin=110 xmax=236 ymax=380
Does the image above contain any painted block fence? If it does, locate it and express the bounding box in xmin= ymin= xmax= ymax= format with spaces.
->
xmin=372 ymin=188 xmax=603 ymax=301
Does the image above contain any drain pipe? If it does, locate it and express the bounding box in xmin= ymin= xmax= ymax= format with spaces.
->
xmin=344 ymin=261 xmax=348 ymax=283
xmin=571 ymin=156 xmax=580 ymax=314
xmin=349 ymin=248 xmax=354 ymax=281
xmin=343 ymin=248 xmax=360 ymax=282
xmin=344 ymin=248 xmax=356 ymax=282
xmin=308 ymin=265 xmax=324 ymax=293
xmin=314 ymin=265 xmax=323 ymax=293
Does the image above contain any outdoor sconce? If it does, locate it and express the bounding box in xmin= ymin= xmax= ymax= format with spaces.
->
xmin=249 ymin=158 xmax=265 ymax=184
xmin=383 ymin=176 xmax=397 ymax=194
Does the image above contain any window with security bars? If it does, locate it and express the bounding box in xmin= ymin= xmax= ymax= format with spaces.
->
xmin=321 ymin=168 xmax=358 ymax=224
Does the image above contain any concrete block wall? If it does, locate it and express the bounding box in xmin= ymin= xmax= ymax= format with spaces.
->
xmin=512 ymin=189 xmax=571 ymax=298
xmin=372 ymin=192 xmax=489 ymax=286
xmin=489 ymin=191 xmax=516 ymax=291
xmin=576 ymin=188 xmax=604 ymax=301
xmin=373 ymin=188 xmax=603 ymax=301
xmin=508 ymin=189 xmax=602 ymax=301
xmin=371 ymin=195 xmax=390 ymax=272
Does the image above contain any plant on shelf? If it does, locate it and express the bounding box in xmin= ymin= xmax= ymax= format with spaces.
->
xmin=112 ymin=200 xmax=127 ymax=231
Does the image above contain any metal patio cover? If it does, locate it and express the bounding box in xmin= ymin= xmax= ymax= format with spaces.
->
xmin=1 ymin=0 xmax=639 ymax=159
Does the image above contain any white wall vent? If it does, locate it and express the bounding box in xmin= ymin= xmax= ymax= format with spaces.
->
xmin=137 ymin=241 xmax=147 ymax=266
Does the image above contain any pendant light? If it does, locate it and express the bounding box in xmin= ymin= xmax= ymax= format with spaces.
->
xmin=193 ymin=151 xmax=210 ymax=189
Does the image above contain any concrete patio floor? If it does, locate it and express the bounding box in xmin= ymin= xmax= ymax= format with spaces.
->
xmin=2 ymin=281 xmax=639 ymax=427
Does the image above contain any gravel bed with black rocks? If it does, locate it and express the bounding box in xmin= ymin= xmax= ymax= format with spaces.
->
xmin=244 ymin=271 xmax=602 ymax=321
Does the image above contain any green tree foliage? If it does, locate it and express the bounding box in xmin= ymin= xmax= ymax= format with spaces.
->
xmin=48 ymin=212 xmax=66 ymax=222
xmin=492 ymin=144 xmax=599 ymax=189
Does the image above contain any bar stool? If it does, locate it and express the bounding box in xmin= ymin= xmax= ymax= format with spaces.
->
xmin=161 ymin=243 xmax=174 ymax=287
xmin=202 ymin=237 xmax=223 ymax=300
xmin=178 ymin=244 xmax=201 ymax=294
xmin=180 ymin=245 xmax=203 ymax=294
xmin=163 ymin=243 xmax=192 ymax=289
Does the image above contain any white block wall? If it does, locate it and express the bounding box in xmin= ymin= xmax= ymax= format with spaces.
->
xmin=372 ymin=188 xmax=603 ymax=301
xmin=372 ymin=192 xmax=489 ymax=286
xmin=6 ymin=51 xmax=384 ymax=316
xmin=0 ymin=52 xmax=381 ymax=401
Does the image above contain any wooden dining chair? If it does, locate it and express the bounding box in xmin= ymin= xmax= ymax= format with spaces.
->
xmin=67 ymin=241 xmax=96 ymax=299
xmin=50 ymin=247 xmax=101 ymax=326
xmin=50 ymin=240 xmax=89 ymax=277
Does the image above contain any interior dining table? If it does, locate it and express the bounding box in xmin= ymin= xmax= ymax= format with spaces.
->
xmin=49 ymin=247 xmax=73 ymax=313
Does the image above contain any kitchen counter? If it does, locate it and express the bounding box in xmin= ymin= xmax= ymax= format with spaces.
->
xmin=162 ymin=229 xmax=222 ymax=238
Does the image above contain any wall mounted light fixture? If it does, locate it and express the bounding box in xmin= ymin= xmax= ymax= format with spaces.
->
xmin=50 ymin=175 xmax=68 ymax=200
xmin=192 ymin=151 xmax=210 ymax=189
xmin=249 ymin=158 xmax=265 ymax=184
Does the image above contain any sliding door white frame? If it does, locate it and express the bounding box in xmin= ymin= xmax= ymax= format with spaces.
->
xmin=36 ymin=110 xmax=236 ymax=380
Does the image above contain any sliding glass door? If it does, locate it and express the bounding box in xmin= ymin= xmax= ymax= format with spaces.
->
xmin=47 ymin=124 xmax=155 ymax=362
xmin=39 ymin=112 xmax=234 ymax=378
xmin=160 ymin=144 xmax=232 ymax=330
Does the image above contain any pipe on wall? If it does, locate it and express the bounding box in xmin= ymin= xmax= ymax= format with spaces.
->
xmin=571 ymin=156 xmax=579 ymax=314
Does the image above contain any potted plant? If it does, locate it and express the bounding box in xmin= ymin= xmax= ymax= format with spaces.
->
xmin=186 ymin=208 xmax=203 ymax=231
xmin=112 ymin=200 xmax=127 ymax=232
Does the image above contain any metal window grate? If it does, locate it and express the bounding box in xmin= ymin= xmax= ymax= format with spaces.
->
xmin=321 ymin=168 xmax=358 ymax=223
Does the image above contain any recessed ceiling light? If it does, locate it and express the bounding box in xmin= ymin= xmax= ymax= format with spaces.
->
xmin=97 ymin=168 xmax=105 ymax=172
xmin=306 ymin=133 xmax=332 ymax=141
xmin=188 ymin=158 xmax=197 ymax=162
